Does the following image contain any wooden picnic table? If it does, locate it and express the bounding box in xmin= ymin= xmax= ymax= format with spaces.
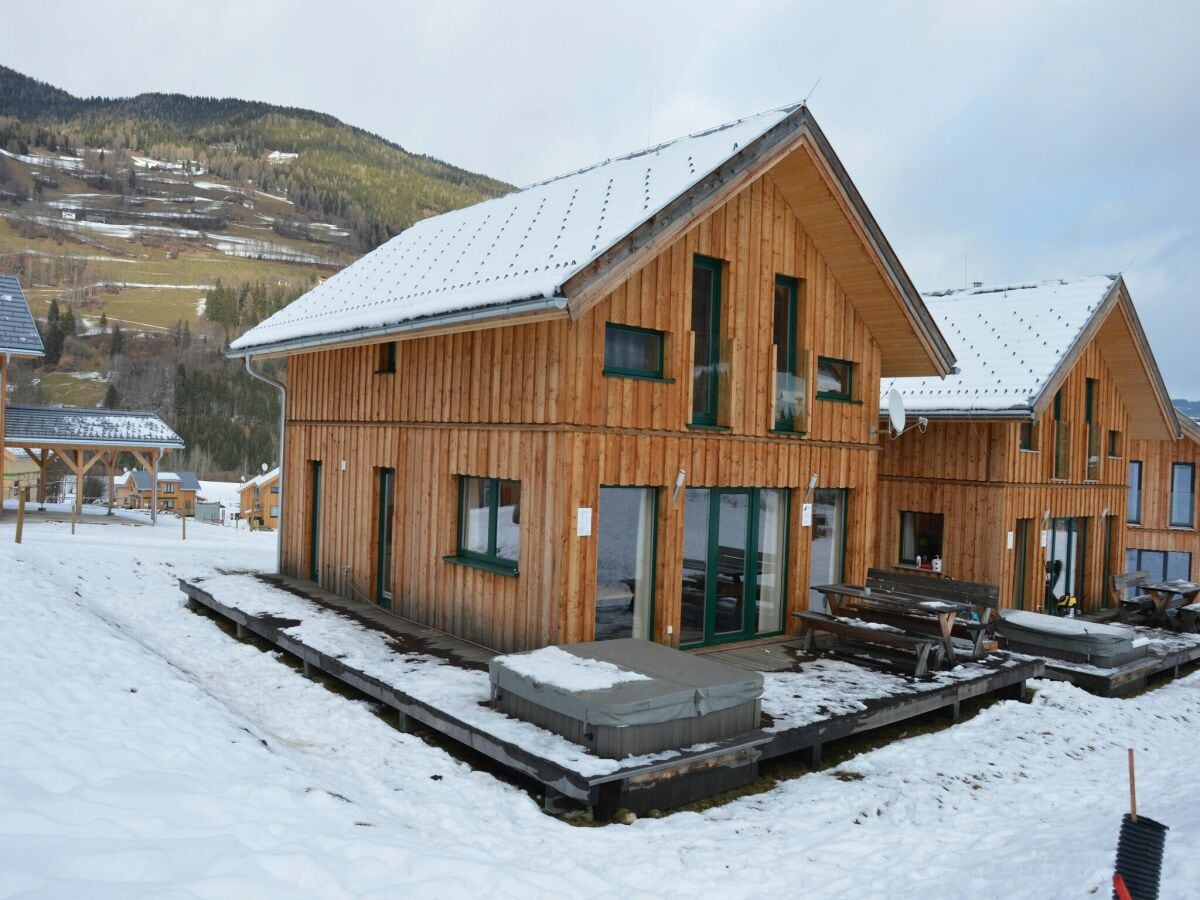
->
xmin=813 ymin=583 xmax=978 ymax=663
xmin=1141 ymin=579 xmax=1200 ymax=628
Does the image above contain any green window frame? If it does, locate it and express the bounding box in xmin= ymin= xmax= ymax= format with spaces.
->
xmin=1019 ymin=422 xmax=1037 ymax=451
xmin=773 ymin=275 xmax=802 ymax=432
xmin=816 ymin=356 xmax=854 ymax=402
xmin=690 ymin=254 xmax=723 ymax=427
xmin=451 ymin=476 xmax=521 ymax=575
xmin=603 ymin=322 xmax=667 ymax=380
xmin=1052 ymin=388 xmax=1069 ymax=479
xmin=1085 ymin=378 xmax=1100 ymax=481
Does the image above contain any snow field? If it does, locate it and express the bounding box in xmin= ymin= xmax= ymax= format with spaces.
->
xmin=0 ymin=511 xmax=1197 ymax=897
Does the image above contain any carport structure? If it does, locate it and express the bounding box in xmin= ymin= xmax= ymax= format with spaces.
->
xmin=3 ymin=404 xmax=184 ymax=524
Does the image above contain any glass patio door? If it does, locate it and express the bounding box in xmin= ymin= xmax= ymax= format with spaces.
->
xmin=807 ymin=489 xmax=847 ymax=613
xmin=681 ymin=488 xmax=787 ymax=647
xmin=1047 ymin=517 xmax=1087 ymax=610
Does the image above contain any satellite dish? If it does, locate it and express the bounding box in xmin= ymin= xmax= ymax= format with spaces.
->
xmin=887 ymin=389 xmax=907 ymax=436
xmin=261 ymin=462 xmax=268 ymax=474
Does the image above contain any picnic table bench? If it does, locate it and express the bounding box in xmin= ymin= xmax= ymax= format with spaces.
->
xmin=1142 ymin=578 xmax=1200 ymax=629
xmin=1113 ymin=571 xmax=1155 ymax=622
xmin=792 ymin=610 xmax=942 ymax=678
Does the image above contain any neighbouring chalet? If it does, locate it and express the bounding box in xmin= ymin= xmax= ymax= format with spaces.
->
xmin=1125 ymin=412 xmax=1200 ymax=582
xmin=878 ymin=275 xmax=1179 ymax=614
xmin=229 ymin=104 xmax=956 ymax=652
xmin=2 ymin=275 xmax=185 ymax=522
xmin=117 ymin=469 xmax=202 ymax=515
xmin=239 ymin=467 xmax=280 ymax=529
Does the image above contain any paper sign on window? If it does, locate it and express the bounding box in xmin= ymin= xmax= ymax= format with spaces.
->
xmin=801 ymin=503 xmax=813 ymax=527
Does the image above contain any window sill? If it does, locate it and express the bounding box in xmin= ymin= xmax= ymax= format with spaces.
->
xmin=1018 ymin=448 xmax=1040 ymax=454
xmin=375 ymin=370 xmax=396 ymax=375
xmin=769 ymin=428 xmax=807 ymax=438
xmin=602 ymin=369 xmax=674 ymax=383
xmin=893 ymin=563 xmax=948 ymax=577
xmin=1167 ymin=525 xmax=1196 ymax=532
xmin=443 ymin=555 xmax=518 ymax=577
xmin=688 ymin=423 xmax=731 ymax=432
xmin=816 ymin=395 xmax=861 ymax=405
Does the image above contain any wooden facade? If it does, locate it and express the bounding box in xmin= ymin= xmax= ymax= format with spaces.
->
xmin=877 ymin=305 xmax=1177 ymax=614
xmin=278 ymin=165 xmax=941 ymax=652
xmin=239 ymin=470 xmax=281 ymax=529
xmin=1125 ymin=418 xmax=1200 ymax=584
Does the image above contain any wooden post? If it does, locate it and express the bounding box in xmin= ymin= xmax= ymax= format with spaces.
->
xmin=34 ymin=449 xmax=47 ymax=510
xmin=15 ymin=487 xmax=25 ymax=544
xmin=106 ymin=451 xmax=115 ymax=517
xmin=151 ymin=450 xmax=159 ymax=526
xmin=182 ymin=511 xmax=187 ymax=541
xmin=1128 ymin=748 xmax=1137 ymax=822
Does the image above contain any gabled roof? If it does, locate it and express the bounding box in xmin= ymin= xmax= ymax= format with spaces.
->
xmin=125 ymin=470 xmax=201 ymax=490
xmin=241 ymin=467 xmax=280 ymax=490
xmin=4 ymin=405 xmax=185 ymax=448
xmin=0 ymin=274 xmax=44 ymax=358
xmin=230 ymin=106 xmax=955 ymax=378
xmin=880 ymin=275 xmax=1179 ymax=440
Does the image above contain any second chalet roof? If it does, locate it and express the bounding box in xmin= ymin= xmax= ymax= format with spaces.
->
xmin=229 ymin=105 xmax=955 ymax=378
xmin=880 ymin=275 xmax=1178 ymax=440
xmin=4 ymin=405 xmax=185 ymax=448
xmin=0 ymin=274 xmax=45 ymax=357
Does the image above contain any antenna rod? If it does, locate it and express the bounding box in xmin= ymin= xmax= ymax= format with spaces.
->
xmin=803 ymin=75 xmax=823 ymax=105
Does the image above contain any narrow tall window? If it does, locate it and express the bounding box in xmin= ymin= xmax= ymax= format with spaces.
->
xmin=1170 ymin=462 xmax=1195 ymax=527
xmin=308 ymin=461 xmax=323 ymax=582
xmin=455 ymin=476 xmax=521 ymax=574
xmin=377 ymin=341 xmax=397 ymax=374
xmin=690 ymin=255 xmax=723 ymax=426
xmin=1085 ymin=378 xmax=1100 ymax=481
xmin=1127 ymin=460 xmax=1142 ymax=523
xmin=1053 ymin=388 xmax=1069 ymax=479
xmin=772 ymin=275 xmax=803 ymax=431
xmin=376 ymin=468 xmax=396 ymax=608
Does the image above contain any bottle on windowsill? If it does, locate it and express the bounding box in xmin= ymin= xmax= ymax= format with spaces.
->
xmin=933 ymin=555 xmax=943 ymax=574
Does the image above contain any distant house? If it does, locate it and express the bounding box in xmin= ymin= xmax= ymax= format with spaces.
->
xmin=118 ymin=470 xmax=202 ymax=515
xmin=227 ymin=104 xmax=958 ymax=652
xmin=878 ymin=276 xmax=1179 ymax=614
xmin=3 ymin=448 xmax=40 ymax=500
xmin=239 ymin=468 xmax=280 ymax=530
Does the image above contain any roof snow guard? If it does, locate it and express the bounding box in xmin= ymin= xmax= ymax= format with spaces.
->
xmin=880 ymin=275 xmax=1178 ymax=440
xmin=230 ymin=105 xmax=955 ymax=378
xmin=4 ymin=404 xmax=185 ymax=449
xmin=0 ymin=274 xmax=45 ymax=357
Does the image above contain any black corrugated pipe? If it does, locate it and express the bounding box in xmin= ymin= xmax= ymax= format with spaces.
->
xmin=243 ymin=355 xmax=285 ymax=573
xmin=1113 ymin=813 xmax=1168 ymax=899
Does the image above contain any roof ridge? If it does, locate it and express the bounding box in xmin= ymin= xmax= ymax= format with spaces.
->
xmin=924 ymin=273 xmax=1118 ymax=300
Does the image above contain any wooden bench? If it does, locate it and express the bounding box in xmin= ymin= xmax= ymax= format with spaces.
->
xmin=793 ymin=610 xmax=942 ymax=677
xmin=1112 ymin=571 xmax=1153 ymax=622
xmin=862 ymin=568 xmax=1000 ymax=658
xmin=849 ymin=605 xmax=990 ymax=657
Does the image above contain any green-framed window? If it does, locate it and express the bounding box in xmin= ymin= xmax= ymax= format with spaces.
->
xmin=773 ymin=275 xmax=803 ymax=431
xmin=377 ymin=341 xmax=396 ymax=374
xmin=1052 ymin=388 xmax=1069 ymax=479
xmin=1085 ymin=378 xmax=1100 ymax=481
xmin=816 ymin=357 xmax=853 ymax=402
xmin=603 ymin=323 xmax=666 ymax=380
xmin=454 ymin=476 xmax=521 ymax=574
xmin=690 ymin=254 xmax=723 ymax=426
xmin=1019 ymin=421 xmax=1037 ymax=451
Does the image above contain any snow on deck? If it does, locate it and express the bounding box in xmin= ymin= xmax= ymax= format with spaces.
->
xmin=881 ymin=275 xmax=1117 ymax=414
xmin=4 ymin=509 xmax=1200 ymax=895
xmin=230 ymin=105 xmax=799 ymax=353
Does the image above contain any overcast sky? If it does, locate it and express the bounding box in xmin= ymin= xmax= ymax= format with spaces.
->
xmin=6 ymin=1 xmax=1200 ymax=395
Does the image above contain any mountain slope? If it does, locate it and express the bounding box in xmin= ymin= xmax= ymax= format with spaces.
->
xmin=0 ymin=65 xmax=511 ymax=248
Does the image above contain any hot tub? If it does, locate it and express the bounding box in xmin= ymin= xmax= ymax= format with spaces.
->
xmin=489 ymin=639 xmax=764 ymax=759
xmin=996 ymin=609 xmax=1148 ymax=667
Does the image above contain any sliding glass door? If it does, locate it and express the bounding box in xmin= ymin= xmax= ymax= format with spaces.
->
xmin=594 ymin=487 xmax=657 ymax=641
xmin=680 ymin=488 xmax=788 ymax=647
xmin=1047 ymin=517 xmax=1087 ymax=609
xmin=808 ymin=489 xmax=847 ymax=613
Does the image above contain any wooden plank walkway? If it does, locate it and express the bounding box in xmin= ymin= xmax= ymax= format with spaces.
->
xmin=179 ymin=574 xmax=1044 ymax=813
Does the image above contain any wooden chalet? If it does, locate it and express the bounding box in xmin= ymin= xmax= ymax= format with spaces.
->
xmin=118 ymin=469 xmax=202 ymax=515
xmin=877 ymin=276 xmax=1179 ymax=614
xmin=239 ymin=467 xmax=281 ymax=529
xmin=229 ymin=104 xmax=956 ymax=653
xmin=1124 ymin=412 xmax=1200 ymax=582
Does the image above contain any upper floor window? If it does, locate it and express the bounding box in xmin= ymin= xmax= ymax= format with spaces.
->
xmin=1127 ymin=460 xmax=1142 ymax=524
xmin=1108 ymin=429 xmax=1123 ymax=458
xmin=604 ymin=323 xmax=665 ymax=380
xmin=377 ymin=341 xmax=397 ymax=374
xmin=1170 ymin=462 xmax=1195 ymax=528
xmin=1085 ymin=378 xmax=1100 ymax=481
xmin=457 ymin=476 xmax=521 ymax=574
xmin=162 ymin=482 xmax=176 ymax=494
xmin=1053 ymin=388 xmax=1069 ymax=479
xmin=690 ymin=255 xmax=724 ymax=426
xmin=772 ymin=275 xmax=803 ymax=431
xmin=816 ymin=357 xmax=853 ymax=402
xmin=1019 ymin=422 xmax=1038 ymax=451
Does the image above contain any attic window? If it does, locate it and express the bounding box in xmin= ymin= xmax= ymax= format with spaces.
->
xmin=376 ymin=341 xmax=397 ymax=374
xmin=1019 ymin=422 xmax=1038 ymax=451
xmin=1107 ymin=430 xmax=1123 ymax=459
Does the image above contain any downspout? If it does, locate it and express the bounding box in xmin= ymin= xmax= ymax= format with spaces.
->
xmin=244 ymin=355 xmax=286 ymax=573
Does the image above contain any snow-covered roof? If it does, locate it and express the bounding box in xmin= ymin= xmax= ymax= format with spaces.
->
xmin=125 ymin=470 xmax=202 ymax=491
xmin=881 ymin=276 xmax=1120 ymax=416
xmin=230 ymin=106 xmax=800 ymax=354
xmin=4 ymin=404 xmax=185 ymax=448
xmin=242 ymin=467 xmax=280 ymax=490
xmin=0 ymin=274 xmax=45 ymax=357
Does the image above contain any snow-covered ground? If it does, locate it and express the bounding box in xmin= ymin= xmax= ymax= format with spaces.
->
xmin=0 ymin=505 xmax=1197 ymax=897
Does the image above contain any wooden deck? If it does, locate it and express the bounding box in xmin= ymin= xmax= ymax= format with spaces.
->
xmin=1030 ymin=629 xmax=1200 ymax=697
xmin=179 ymin=574 xmax=1044 ymax=814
